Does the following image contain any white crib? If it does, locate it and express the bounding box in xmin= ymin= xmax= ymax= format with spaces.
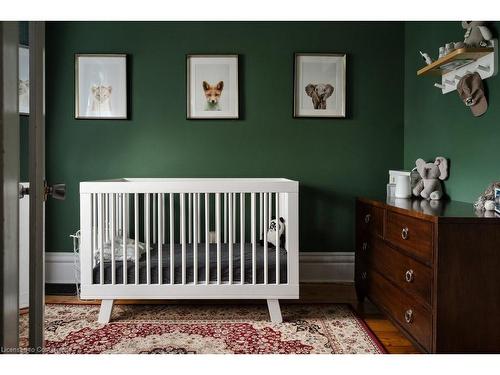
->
xmin=79 ymin=178 xmax=299 ymax=323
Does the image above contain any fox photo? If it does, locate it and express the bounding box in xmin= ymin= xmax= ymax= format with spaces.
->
xmin=294 ymin=53 xmax=346 ymax=118
xmin=187 ymin=55 xmax=239 ymax=119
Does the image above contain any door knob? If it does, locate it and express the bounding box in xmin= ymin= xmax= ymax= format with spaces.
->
xmin=44 ymin=182 xmax=66 ymax=201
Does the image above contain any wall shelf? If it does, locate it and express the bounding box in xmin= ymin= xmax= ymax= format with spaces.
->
xmin=417 ymin=40 xmax=498 ymax=94
xmin=417 ymin=47 xmax=493 ymax=76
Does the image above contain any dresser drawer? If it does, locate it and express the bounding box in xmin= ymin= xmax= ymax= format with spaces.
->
xmin=356 ymin=233 xmax=376 ymax=260
xmin=357 ymin=201 xmax=384 ymax=237
xmin=386 ymin=211 xmax=433 ymax=264
xmin=368 ymin=270 xmax=432 ymax=352
xmin=367 ymin=237 xmax=432 ymax=306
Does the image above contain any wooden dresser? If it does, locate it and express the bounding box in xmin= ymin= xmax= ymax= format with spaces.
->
xmin=355 ymin=197 xmax=500 ymax=353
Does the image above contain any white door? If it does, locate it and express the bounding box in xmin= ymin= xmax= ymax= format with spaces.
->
xmin=26 ymin=21 xmax=66 ymax=353
xmin=27 ymin=21 xmax=46 ymax=353
xmin=19 ymin=183 xmax=29 ymax=309
xmin=1 ymin=21 xmax=20 ymax=353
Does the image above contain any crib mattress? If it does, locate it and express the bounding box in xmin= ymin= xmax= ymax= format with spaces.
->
xmin=93 ymin=242 xmax=288 ymax=285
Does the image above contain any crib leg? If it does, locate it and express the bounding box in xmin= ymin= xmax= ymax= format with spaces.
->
xmin=98 ymin=299 xmax=115 ymax=324
xmin=267 ymin=299 xmax=282 ymax=323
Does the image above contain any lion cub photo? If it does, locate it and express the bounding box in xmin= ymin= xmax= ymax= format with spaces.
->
xmin=18 ymin=79 xmax=29 ymax=114
xmin=87 ymin=84 xmax=112 ymax=115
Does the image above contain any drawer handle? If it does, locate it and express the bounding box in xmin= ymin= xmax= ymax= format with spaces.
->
xmin=404 ymin=309 xmax=414 ymax=324
xmin=364 ymin=214 xmax=371 ymax=224
xmin=362 ymin=242 xmax=368 ymax=251
xmin=401 ymin=226 xmax=409 ymax=240
xmin=405 ymin=269 xmax=414 ymax=283
xmin=361 ymin=272 xmax=367 ymax=280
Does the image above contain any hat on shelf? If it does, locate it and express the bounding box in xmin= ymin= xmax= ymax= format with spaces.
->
xmin=456 ymin=72 xmax=488 ymax=117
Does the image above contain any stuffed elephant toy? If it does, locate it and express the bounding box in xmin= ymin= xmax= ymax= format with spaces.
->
xmin=412 ymin=157 xmax=449 ymax=200
xmin=462 ymin=21 xmax=493 ymax=47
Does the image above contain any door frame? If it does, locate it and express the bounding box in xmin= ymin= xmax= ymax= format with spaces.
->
xmin=28 ymin=21 xmax=45 ymax=353
xmin=0 ymin=21 xmax=20 ymax=353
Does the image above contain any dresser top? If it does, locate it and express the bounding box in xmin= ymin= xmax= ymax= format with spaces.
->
xmin=358 ymin=196 xmax=500 ymax=222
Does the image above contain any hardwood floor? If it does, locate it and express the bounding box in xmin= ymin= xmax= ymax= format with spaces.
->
xmin=43 ymin=282 xmax=419 ymax=354
xmin=300 ymin=283 xmax=420 ymax=354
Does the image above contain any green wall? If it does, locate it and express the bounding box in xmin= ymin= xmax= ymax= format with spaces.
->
xmin=45 ymin=21 xmax=405 ymax=252
xmin=404 ymin=22 xmax=499 ymax=202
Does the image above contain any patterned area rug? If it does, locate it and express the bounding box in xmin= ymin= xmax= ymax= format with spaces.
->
xmin=19 ymin=304 xmax=385 ymax=354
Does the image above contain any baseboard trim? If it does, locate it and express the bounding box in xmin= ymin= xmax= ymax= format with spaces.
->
xmin=46 ymin=252 xmax=78 ymax=284
xmin=299 ymin=252 xmax=354 ymax=283
xmin=45 ymin=251 xmax=355 ymax=284
xmin=19 ymin=292 xmax=29 ymax=309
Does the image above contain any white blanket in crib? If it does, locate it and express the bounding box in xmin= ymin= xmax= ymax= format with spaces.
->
xmin=94 ymin=236 xmax=149 ymax=262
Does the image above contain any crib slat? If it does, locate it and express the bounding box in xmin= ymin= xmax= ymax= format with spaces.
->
xmin=251 ymin=193 xmax=256 ymax=284
xmin=205 ymin=193 xmax=210 ymax=285
xmin=117 ymin=193 xmax=122 ymax=233
xmin=269 ymin=193 xmax=272 ymax=228
xmin=259 ymin=193 xmax=263 ymax=240
xmin=170 ymin=193 xmax=174 ymax=285
xmin=240 ymin=192 xmax=245 ymax=285
xmin=228 ymin=193 xmax=233 ymax=284
xmin=110 ymin=194 xmax=115 ymax=285
xmin=180 ymin=193 xmax=186 ymax=284
xmin=224 ymin=193 xmax=228 ymax=244
xmin=193 ymin=193 xmax=198 ymax=284
xmin=92 ymin=194 xmax=97 ymax=268
xmin=216 ymin=193 xmax=221 ymax=284
xmin=97 ymin=194 xmax=104 ymax=284
xmin=197 ymin=193 xmax=201 ymax=243
xmin=104 ymin=194 xmax=108 ymax=243
xmin=90 ymin=194 xmax=94 ymax=270
xmin=263 ymin=192 xmax=268 ymax=284
xmin=188 ymin=193 xmax=192 ymax=244
xmin=153 ymin=193 xmax=157 ymax=244
xmin=275 ymin=192 xmax=280 ymax=285
xmin=157 ymin=194 xmax=162 ymax=285
xmin=125 ymin=194 xmax=130 ymax=241
xmin=161 ymin=193 xmax=165 ymax=245
xmin=145 ymin=193 xmax=151 ymax=285
xmin=122 ymin=193 xmax=127 ymax=285
xmin=134 ymin=193 xmax=139 ymax=285
xmin=99 ymin=194 xmax=104 ymax=285
xmin=232 ymin=193 xmax=236 ymax=244
xmin=110 ymin=194 xmax=116 ymax=234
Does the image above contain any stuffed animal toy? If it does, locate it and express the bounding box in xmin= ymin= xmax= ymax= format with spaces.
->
xmin=474 ymin=181 xmax=500 ymax=211
xmin=412 ymin=157 xmax=449 ymax=200
xmin=462 ymin=21 xmax=493 ymax=47
xmin=259 ymin=217 xmax=286 ymax=249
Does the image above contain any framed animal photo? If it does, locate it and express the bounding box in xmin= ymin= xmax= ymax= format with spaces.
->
xmin=19 ymin=45 xmax=29 ymax=115
xmin=186 ymin=54 xmax=239 ymax=119
xmin=75 ymin=54 xmax=127 ymax=119
xmin=293 ymin=53 xmax=346 ymax=118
